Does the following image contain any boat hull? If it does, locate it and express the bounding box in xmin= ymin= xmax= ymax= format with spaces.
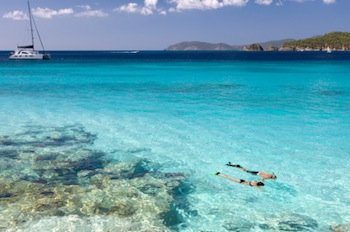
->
xmin=9 ymin=55 xmax=45 ymax=60
xmin=9 ymin=52 xmax=50 ymax=60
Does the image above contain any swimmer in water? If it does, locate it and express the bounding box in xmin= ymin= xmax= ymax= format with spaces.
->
xmin=215 ymin=172 xmax=265 ymax=188
xmin=226 ymin=162 xmax=277 ymax=180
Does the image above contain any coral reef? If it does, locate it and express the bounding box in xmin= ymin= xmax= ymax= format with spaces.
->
xmin=222 ymin=213 xmax=318 ymax=231
xmin=331 ymin=224 xmax=350 ymax=232
xmin=0 ymin=125 xmax=189 ymax=231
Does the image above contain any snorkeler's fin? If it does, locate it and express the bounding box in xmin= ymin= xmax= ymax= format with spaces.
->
xmin=226 ymin=162 xmax=241 ymax=168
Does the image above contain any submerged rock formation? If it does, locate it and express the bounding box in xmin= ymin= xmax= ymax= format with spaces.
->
xmin=221 ymin=213 xmax=319 ymax=231
xmin=0 ymin=125 xmax=192 ymax=231
xmin=331 ymin=224 xmax=350 ymax=232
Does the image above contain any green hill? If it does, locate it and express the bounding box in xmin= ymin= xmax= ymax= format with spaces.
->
xmin=283 ymin=32 xmax=350 ymax=50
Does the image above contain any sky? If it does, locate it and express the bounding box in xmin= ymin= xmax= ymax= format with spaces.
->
xmin=1 ymin=0 xmax=349 ymax=50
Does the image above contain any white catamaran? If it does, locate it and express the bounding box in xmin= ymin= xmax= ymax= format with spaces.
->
xmin=9 ymin=0 xmax=50 ymax=60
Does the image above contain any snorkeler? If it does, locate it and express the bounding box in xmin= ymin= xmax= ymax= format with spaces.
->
xmin=226 ymin=162 xmax=277 ymax=180
xmin=215 ymin=172 xmax=265 ymax=188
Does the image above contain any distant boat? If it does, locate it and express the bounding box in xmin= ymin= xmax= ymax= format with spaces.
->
xmin=326 ymin=47 xmax=332 ymax=54
xmin=110 ymin=51 xmax=140 ymax=54
xmin=9 ymin=0 xmax=50 ymax=60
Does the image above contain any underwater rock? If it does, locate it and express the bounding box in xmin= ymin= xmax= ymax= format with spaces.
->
xmin=40 ymin=190 xmax=55 ymax=196
xmin=222 ymin=220 xmax=255 ymax=232
xmin=276 ymin=213 xmax=318 ymax=231
xmin=107 ymin=203 xmax=138 ymax=217
xmin=221 ymin=217 xmax=274 ymax=232
xmin=35 ymin=154 xmax=58 ymax=161
xmin=139 ymin=183 xmax=162 ymax=196
xmin=0 ymin=124 xmax=96 ymax=149
xmin=0 ymin=159 xmax=15 ymax=171
xmin=0 ymin=149 xmax=19 ymax=159
xmin=0 ymin=193 xmax=13 ymax=198
xmin=257 ymin=213 xmax=319 ymax=232
xmin=0 ymin=136 xmax=14 ymax=146
xmin=15 ymin=215 xmax=172 ymax=232
xmin=102 ymin=159 xmax=154 ymax=180
xmin=317 ymin=90 xmax=344 ymax=97
xmin=331 ymin=224 xmax=350 ymax=232
xmin=0 ymin=125 xmax=191 ymax=231
xmin=70 ymin=151 xmax=105 ymax=172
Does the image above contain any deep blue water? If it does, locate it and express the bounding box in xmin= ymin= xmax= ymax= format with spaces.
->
xmin=1 ymin=50 xmax=350 ymax=61
xmin=0 ymin=51 xmax=350 ymax=231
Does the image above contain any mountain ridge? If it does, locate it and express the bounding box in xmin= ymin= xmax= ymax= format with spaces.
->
xmin=165 ymin=32 xmax=350 ymax=51
xmin=166 ymin=39 xmax=294 ymax=51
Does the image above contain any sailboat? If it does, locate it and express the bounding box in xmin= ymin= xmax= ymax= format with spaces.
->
xmin=9 ymin=0 xmax=50 ymax=60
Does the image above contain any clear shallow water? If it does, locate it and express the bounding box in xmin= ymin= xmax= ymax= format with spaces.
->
xmin=1 ymin=52 xmax=350 ymax=231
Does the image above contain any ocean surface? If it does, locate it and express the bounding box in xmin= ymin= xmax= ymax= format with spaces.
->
xmin=0 ymin=51 xmax=350 ymax=231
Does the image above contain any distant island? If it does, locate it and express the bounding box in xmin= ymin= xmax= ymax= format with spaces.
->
xmin=166 ymin=41 xmax=241 ymax=51
xmin=166 ymin=32 xmax=350 ymax=51
xmin=283 ymin=32 xmax=350 ymax=51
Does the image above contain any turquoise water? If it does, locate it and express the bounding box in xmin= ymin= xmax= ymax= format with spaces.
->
xmin=1 ymin=55 xmax=350 ymax=231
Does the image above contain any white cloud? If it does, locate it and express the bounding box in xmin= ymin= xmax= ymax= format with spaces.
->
xmin=322 ymin=0 xmax=336 ymax=4
xmin=223 ymin=0 xmax=249 ymax=6
xmin=3 ymin=10 xmax=28 ymax=20
xmin=170 ymin=0 xmax=221 ymax=10
xmin=75 ymin=9 xmax=108 ymax=17
xmin=145 ymin=0 xmax=158 ymax=8
xmin=74 ymin=5 xmax=108 ymax=17
xmin=255 ymin=0 xmax=274 ymax=5
xmin=141 ymin=7 xmax=154 ymax=15
xmin=32 ymin=7 xmax=74 ymax=19
xmin=169 ymin=0 xmax=248 ymax=11
xmin=118 ymin=3 xmax=140 ymax=13
xmin=116 ymin=0 xmax=164 ymax=15
xmin=117 ymin=0 xmax=248 ymax=14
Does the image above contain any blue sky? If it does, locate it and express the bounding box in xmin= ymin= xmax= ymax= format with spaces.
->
xmin=1 ymin=0 xmax=349 ymax=50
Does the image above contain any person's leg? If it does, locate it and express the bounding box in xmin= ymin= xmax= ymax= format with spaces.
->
xmin=226 ymin=162 xmax=256 ymax=174
xmin=216 ymin=172 xmax=244 ymax=184
xmin=245 ymin=170 xmax=259 ymax=176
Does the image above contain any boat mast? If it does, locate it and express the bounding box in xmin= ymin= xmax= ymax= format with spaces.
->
xmin=27 ymin=0 xmax=34 ymax=48
xmin=28 ymin=0 xmax=47 ymax=53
